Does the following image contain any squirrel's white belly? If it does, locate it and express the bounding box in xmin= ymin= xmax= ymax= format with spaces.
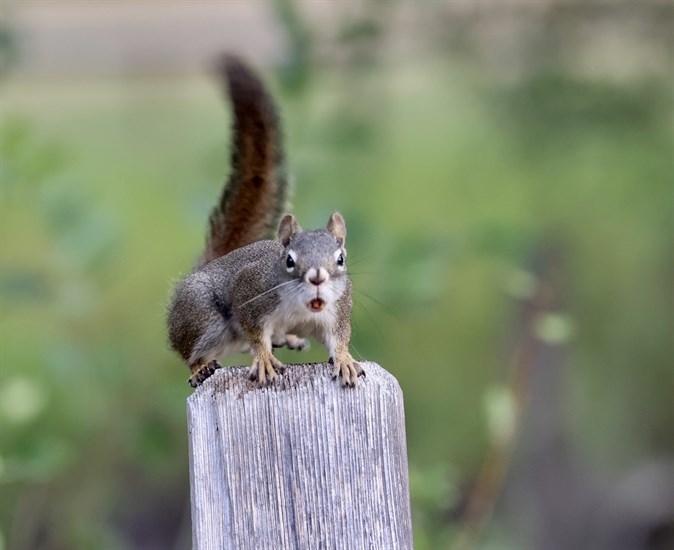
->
xmin=265 ymin=281 xmax=341 ymax=342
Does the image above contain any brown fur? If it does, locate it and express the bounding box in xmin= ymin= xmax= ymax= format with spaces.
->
xmin=202 ymin=56 xmax=287 ymax=264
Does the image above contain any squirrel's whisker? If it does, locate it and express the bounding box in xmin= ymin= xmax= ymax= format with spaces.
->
xmin=355 ymin=289 xmax=394 ymax=314
xmin=239 ymin=279 xmax=299 ymax=308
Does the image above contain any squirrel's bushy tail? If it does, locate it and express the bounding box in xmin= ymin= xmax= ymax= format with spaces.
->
xmin=201 ymin=55 xmax=287 ymax=265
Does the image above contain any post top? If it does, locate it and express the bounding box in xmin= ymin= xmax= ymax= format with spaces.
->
xmin=187 ymin=361 xmax=400 ymax=404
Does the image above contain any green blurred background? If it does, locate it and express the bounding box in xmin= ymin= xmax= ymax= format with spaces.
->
xmin=1 ymin=2 xmax=672 ymax=549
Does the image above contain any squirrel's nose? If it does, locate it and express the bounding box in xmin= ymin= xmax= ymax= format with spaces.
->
xmin=306 ymin=267 xmax=329 ymax=286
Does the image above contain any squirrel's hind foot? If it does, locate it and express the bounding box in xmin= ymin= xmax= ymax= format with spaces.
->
xmin=272 ymin=334 xmax=309 ymax=351
xmin=188 ymin=359 xmax=222 ymax=388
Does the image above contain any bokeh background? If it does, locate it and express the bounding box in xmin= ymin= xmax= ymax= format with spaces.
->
xmin=1 ymin=1 xmax=672 ymax=549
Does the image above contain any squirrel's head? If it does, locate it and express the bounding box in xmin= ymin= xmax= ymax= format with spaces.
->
xmin=278 ymin=212 xmax=348 ymax=314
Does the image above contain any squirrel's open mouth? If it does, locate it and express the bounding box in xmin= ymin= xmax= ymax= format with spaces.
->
xmin=308 ymin=298 xmax=326 ymax=312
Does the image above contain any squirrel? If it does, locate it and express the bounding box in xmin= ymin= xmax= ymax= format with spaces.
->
xmin=167 ymin=56 xmax=364 ymax=389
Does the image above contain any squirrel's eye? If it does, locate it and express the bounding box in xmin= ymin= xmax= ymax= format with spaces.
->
xmin=286 ymin=254 xmax=295 ymax=269
xmin=336 ymin=253 xmax=344 ymax=267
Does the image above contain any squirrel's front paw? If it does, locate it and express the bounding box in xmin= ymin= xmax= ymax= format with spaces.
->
xmin=330 ymin=355 xmax=365 ymax=388
xmin=248 ymin=354 xmax=284 ymax=386
xmin=188 ymin=360 xmax=222 ymax=388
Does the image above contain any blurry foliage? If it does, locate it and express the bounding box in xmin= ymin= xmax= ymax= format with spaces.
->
xmin=272 ymin=0 xmax=312 ymax=93
xmin=1 ymin=114 xmax=190 ymax=548
xmin=1 ymin=8 xmax=673 ymax=548
xmin=0 ymin=21 xmax=19 ymax=78
xmin=494 ymin=74 xmax=668 ymax=142
xmin=409 ymin=462 xmax=457 ymax=548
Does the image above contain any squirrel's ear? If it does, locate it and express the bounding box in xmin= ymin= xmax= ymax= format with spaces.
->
xmin=326 ymin=212 xmax=347 ymax=246
xmin=278 ymin=214 xmax=301 ymax=246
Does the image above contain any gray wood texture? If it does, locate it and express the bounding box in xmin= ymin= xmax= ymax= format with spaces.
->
xmin=187 ymin=361 xmax=412 ymax=550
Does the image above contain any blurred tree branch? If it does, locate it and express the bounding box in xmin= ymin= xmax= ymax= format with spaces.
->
xmin=452 ymin=243 xmax=568 ymax=549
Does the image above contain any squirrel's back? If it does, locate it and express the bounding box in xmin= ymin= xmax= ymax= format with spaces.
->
xmin=201 ymin=56 xmax=287 ymax=265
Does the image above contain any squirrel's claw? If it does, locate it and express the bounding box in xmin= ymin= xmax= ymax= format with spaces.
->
xmin=330 ymin=356 xmax=363 ymax=388
xmin=188 ymin=360 xmax=222 ymax=388
xmin=248 ymin=354 xmax=284 ymax=386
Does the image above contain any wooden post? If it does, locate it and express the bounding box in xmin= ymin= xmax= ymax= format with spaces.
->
xmin=187 ymin=361 xmax=412 ymax=549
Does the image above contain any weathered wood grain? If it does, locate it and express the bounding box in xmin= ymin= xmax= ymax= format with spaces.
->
xmin=187 ymin=361 xmax=412 ymax=550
